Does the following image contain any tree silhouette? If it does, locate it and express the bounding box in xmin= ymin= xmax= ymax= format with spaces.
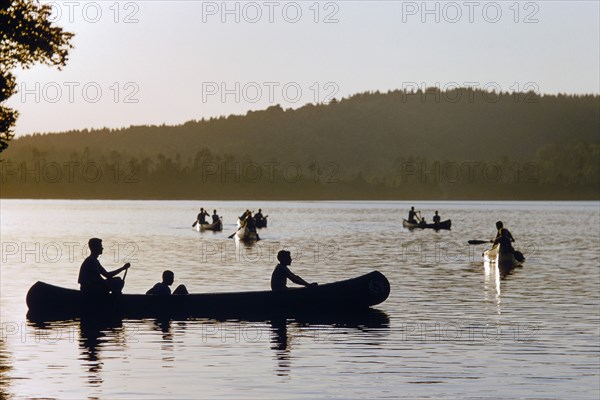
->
xmin=1 ymin=0 xmax=74 ymax=152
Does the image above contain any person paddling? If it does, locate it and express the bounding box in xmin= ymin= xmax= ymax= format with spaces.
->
xmin=408 ymin=206 xmax=422 ymax=223
xmin=493 ymin=221 xmax=515 ymax=254
xmin=433 ymin=211 xmax=441 ymax=226
xmin=78 ymin=238 xmax=130 ymax=295
xmin=254 ymin=208 xmax=266 ymax=227
xmin=146 ymin=270 xmax=188 ymax=295
xmin=197 ymin=208 xmax=210 ymax=225
xmin=271 ymin=250 xmax=317 ymax=291
xmin=211 ymin=209 xmax=220 ymax=223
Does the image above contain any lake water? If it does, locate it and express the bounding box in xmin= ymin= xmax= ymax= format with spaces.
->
xmin=1 ymin=200 xmax=599 ymax=399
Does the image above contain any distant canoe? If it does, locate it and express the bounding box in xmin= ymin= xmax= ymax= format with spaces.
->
xmin=197 ymin=218 xmax=223 ymax=232
xmin=26 ymin=271 xmax=391 ymax=321
xmin=402 ymin=219 xmax=451 ymax=230
xmin=237 ymin=219 xmax=259 ymax=241
xmin=255 ymin=217 xmax=267 ymax=229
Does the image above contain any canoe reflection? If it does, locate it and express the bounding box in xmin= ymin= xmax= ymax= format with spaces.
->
xmin=269 ymin=309 xmax=390 ymax=377
xmin=79 ymin=318 xmax=125 ymax=386
xmin=26 ymin=309 xmax=389 ymax=383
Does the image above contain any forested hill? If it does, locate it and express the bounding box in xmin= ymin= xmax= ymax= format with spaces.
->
xmin=2 ymin=88 xmax=599 ymax=200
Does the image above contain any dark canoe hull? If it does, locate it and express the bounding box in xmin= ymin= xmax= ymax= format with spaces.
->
xmin=402 ymin=219 xmax=451 ymax=230
xmin=26 ymin=271 xmax=390 ymax=321
xmin=198 ymin=219 xmax=223 ymax=232
xmin=483 ymin=245 xmax=524 ymax=277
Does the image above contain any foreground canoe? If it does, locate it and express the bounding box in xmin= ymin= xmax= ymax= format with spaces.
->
xmin=483 ymin=244 xmax=524 ymax=275
xmin=197 ymin=218 xmax=223 ymax=232
xmin=402 ymin=219 xmax=451 ymax=230
xmin=26 ymin=271 xmax=390 ymax=321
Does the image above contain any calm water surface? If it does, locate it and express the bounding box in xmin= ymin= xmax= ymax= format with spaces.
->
xmin=1 ymin=200 xmax=599 ymax=399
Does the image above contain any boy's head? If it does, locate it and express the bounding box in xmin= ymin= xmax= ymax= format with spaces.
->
xmin=162 ymin=270 xmax=175 ymax=285
xmin=277 ymin=250 xmax=292 ymax=265
xmin=88 ymin=238 xmax=103 ymax=255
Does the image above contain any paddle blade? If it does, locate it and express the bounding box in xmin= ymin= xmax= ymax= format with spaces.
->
xmin=514 ymin=251 xmax=525 ymax=262
xmin=468 ymin=240 xmax=490 ymax=245
xmin=192 ymin=220 xmax=198 ymax=227
xmin=227 ymin=232 xmax=237 ymax=239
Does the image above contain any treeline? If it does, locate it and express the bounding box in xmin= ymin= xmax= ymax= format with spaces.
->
xmin=1 ymin=142 xmax=597 ymax=199
xmin=1 ymin=88 xmax=599 ymax=199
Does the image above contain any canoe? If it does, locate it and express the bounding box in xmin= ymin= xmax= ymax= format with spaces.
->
xmin=255 ymin=217 xmax=267 ymax=229
xmin=26 ymin=271 xmax=391 ymax=321
xmin=236 ymin=218 xmax=259 ymax=241
xmin=197 ymin=218 xmax=223 ymax=232
xmin=483 ymin=244 xmax=524 ymax=275
xmin=402 ymin=219 xmax=451 ymax=230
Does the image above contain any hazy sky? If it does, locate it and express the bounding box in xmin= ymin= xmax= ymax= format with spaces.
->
xmin=7 ymin=0 xmax=600 ymax=136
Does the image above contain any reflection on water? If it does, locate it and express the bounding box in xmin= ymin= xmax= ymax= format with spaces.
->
xmin=1 ymin=200 xmax=599 ymax=399
xmin=79 ymin=319 xmax=125 ymax=386
xmin=268 ymin=310 xmax=390 ymax=378
xmin=270 ymin=319 xmax=291 ymax=377
xmin=21 ymin=313 xmax=390 ymax=393
xmin=0 ymin=340 xmax=11 ymax=399
xmin=483 ymin=252 xmax=525 ymax=314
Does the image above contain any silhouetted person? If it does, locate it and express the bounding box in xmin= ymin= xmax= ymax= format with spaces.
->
xmin=246 ymin=212 xmax=257 ymax=232
xmin=78 ymin=238 xmax=130 ymax=294
xmin=239 ymin=209 xmax=251 ymax=221
xmin=254 ymin=208 xmax=267 ymax=228
xmin=211 ymin=209 xmax=220 ymax=223
xmin=146 ymin=270 xmax=189 ymax=295
xmin=271 ymin=250 xmax=317 ymax=291
xmin=493 ymin=221 xmax=515 ymax=254
xmin=254 ymin=208 xmax=264 ymax=222
xmin=408 ymin=206 xmax=421 ymax=223
xmin=197 ymin=208 xmax=209 ymax=225
xmin=433 ymin=211 xmax=441 ymax=225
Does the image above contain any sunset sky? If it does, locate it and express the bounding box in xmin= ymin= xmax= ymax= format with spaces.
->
xmin=7 ymin=0 xmax=599 ymax=136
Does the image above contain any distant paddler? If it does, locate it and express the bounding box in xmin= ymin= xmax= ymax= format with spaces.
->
xmin=192 ymin=207 xmax=210 ymax=227
xmin=254 ymin=208 xmax=267 ymax=228
xmin=407 ymin=206 xmax=422 ymax=224
xmin=433 ymin=211 xmax=441 ymax=226
xmin=211 ymin=209 xmax=220 ymax=223
xmin=493 ymin=221 xmax=516 ymax=254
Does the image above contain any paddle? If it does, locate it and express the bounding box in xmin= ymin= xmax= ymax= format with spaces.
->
xmin=114 ymin=263 xmax=130 ymax=296
xmin=468 ymin=240 xmax=493 ymax=245
xmin=122 ymin=263 xmax=130 ymax=282
xmin=192 ymin=220 xmax=198 ymax=228
xmin=228 ymin=226 xmax=243 ymax=239
xmin=468 ymin=240 xmax=525 ymax=262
